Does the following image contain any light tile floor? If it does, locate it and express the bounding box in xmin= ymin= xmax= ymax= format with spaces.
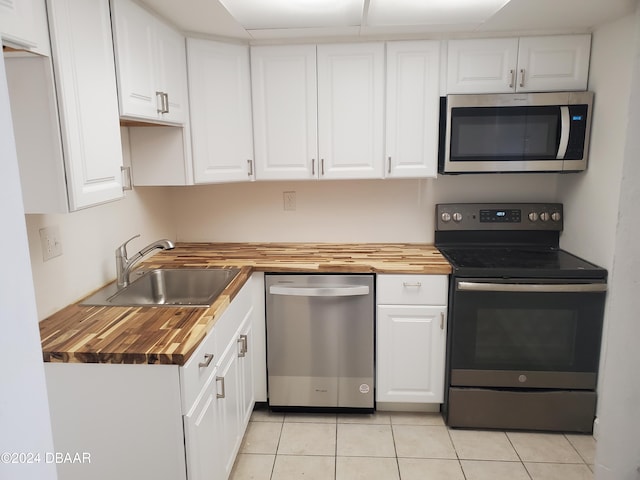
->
xmin=231 ymin=408 xmax=596 ymax=480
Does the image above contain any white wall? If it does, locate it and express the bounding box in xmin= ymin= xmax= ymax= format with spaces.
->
xmin=0 ymin=53 xmax=56 ymax=480
xmin=25 ymin=187 xmax=175 ymax=319
xmin=169 ymin=174 xmax=558 ymax=243
xmin=558 ymin=14 xmax=636 ymax=270
xmin=593 ymin=7 xmax=640 ymax=479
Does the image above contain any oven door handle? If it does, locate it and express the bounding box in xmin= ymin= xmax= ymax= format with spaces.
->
xmin=457 ymin=281 xmax=607 ymax=293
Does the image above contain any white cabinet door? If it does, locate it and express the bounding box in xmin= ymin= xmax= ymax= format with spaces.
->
xmin=0 ymin=0 xmax=36 ymax=49
xmin=47 ymin=0 xmax=123 ymax=211
xmin=188 ymin=39 xmax=254 ymax=184
xmin=517 ymin=35 xmax=591 ymax=92
xmin=317 ymin=42 xmax=385 ymax=179
xmin=110 ymin=0 xmax=187 ymax=125
xmin=447 ymin=38 xmax=519 ymax=94
xmin=237 ymin=307 xmax=255 ymax=428
xmin=251 ymin=44 xmax=318 ymax=180
xmin=155 ymin=20 xmax=188 ymax=124
xmin=184 ymin=371 xmax=223 ymax=480
xmin=377 ymin=305 xmax=447 ymax=403
xmin=386 ymin=41 xmax=440 ymax=178
xmin=215 ymin=341 xmax=242 ymax=479
xmin=110 ymin=0 xmax=158 ymax=119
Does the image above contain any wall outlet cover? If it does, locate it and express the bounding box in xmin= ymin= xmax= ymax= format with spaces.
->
xmin=39 ymin=226 xmax=63 ymax=261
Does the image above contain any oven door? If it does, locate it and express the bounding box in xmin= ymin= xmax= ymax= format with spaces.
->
xmin=449 ymin=278 xmax=606 ymax=390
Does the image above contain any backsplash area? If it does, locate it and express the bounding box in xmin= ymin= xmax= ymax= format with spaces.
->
xmin=167 ymin=174 xmax=559 ymax=243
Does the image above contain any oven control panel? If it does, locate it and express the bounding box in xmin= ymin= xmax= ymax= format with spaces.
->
xmin=436 ymin=203 xmax=563 ymax=231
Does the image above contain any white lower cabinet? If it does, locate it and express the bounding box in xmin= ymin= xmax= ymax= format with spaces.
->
xmin=376 ymin=275 xmax=448 ymax=404
xmin=45 ymin=276 xmax=258 ymax=480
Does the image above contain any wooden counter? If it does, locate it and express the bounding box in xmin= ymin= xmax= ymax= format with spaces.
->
xmin=40 ymin=243 xmax=451 ymax=366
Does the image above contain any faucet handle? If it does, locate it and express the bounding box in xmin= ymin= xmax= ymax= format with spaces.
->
xmin=116 ymin=234 xmax=140 ymax=258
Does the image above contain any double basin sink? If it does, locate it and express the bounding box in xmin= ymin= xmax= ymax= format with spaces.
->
xmin=81 ymin=268 xmax=240 ymax=307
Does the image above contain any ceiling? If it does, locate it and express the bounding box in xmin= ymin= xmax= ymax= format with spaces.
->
xmin=139 ymin=0 xmax=639 ymax=41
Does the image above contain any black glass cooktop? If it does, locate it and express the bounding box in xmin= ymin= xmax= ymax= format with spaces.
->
xmin=438 ymin=246 xmax=608 ymax=279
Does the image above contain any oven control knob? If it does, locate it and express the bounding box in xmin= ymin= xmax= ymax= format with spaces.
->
xmin=452 ymin=212 xmax=463 ymax=222
xmin=441 ymin=212 xmax=451 ymax=223
xmin=518 ymin=374 xmax=528 ymax=383
xmin=551 ymin=211 xmax=562 ymax=222
xmin=528 ymin=212 xmax=538 ymax=222
xmin=540 ymin=212 xmax=550 ymax=222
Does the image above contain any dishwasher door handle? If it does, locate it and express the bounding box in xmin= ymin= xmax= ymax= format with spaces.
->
xmin=269 ymin=285 xmax=370 ymax=297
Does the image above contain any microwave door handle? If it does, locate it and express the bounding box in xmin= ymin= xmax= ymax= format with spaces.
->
xmin=556 ymin=106 xmax=570 ymax=159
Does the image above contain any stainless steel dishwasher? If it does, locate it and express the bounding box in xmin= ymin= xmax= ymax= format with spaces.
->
xmin=265 ymin=274 xmax=375 ymax=411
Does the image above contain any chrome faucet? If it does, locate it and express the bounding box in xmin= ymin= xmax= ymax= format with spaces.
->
xmin=115 ymin=235 xmax=175 ymax=288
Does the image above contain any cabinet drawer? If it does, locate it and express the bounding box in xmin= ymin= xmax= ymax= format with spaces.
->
xmin=377 ymin=274 xmax=448 ymax=305
xmin=180 ymin=324 xmax=218 ymax=414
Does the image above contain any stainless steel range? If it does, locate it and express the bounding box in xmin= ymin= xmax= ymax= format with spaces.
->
xmin=435 ymin=203 xmax=607 ymax=433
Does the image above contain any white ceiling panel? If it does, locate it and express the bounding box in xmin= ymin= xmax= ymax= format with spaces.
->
xmin=139 ymin=0 xmax=639 ymax=40
xmin=366 ymin=0 xmax=512 ymax=27
xmin=218 ymin=0 xmax=365 ymax=30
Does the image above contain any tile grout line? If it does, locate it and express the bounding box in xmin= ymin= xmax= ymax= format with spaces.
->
xmin=504 ymin=431 xmax=534 ymax=480
xmin=389 ymin=420 xmax=402 ymax=480
xmin=269 ymin=418 xmax=284 ymax=480
xmin=445 ymin=426 xmax=469 ymax=480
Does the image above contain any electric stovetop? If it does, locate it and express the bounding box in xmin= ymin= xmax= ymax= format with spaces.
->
xmin=435 ymin=202 xmax=607 ymax=280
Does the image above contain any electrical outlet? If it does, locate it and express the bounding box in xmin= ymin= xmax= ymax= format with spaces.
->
xmin=39 ymin=226 xmax=63 ymax=261
xmin=283 ymin=191 xmax=296 ymax=211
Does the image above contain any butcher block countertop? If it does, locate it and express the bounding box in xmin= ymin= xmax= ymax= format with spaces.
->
xmin=40 ymin=243 xmax=451 ymax=366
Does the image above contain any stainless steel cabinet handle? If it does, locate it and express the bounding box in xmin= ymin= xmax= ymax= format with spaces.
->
xmin=156 ymin=91 xmax=164 ymax=114
xmin=156 ymin=91 xmax=169 ymax=114
xmin=238 ymin=334 xmax=248 ymax=357
xmin=312 ymin=158 xmax=315 ymax=176
xmin=440 ymin=312 xmax=445 ymax=330
xmin=198 ymin=353 xmax=214 ymax=368
xmin=387 ymin=156 xmax=392 ymax=174
xmin=457 ymin=281 xmax=607 ymax=293
xmin=402 ymin=282 xmax=422 ymax=288
xmin=269 ymin=285 xmax=370 ymax=297
xmin=216 ymin=376 xmax=226 ymax=399
xmin=519 ymin=68 xmax=525 ymax=88
xmin=509 ymin=69 xmax=515 ymax=88
xmin=247 ymin=159 xmax=253 ymax=177
xmin=121 ymin=166 xmax=132 ymax=191
xmin=321 ymin=158 xmax=325 ymax=176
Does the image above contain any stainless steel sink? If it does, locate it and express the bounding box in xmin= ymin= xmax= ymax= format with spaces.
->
xmin=81 ymin=268 xmax=240 ymax=307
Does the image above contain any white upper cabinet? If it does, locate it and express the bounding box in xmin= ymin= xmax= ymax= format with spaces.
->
xmin=0 ymin=0 xmax=36 ymax=49
xmin=516 ymin=35 xmax=591 ymax=92
xmin=188 ymin=39 xmax=254 ymax=184
xmin=447 ymin=37 xmax=519 ymax=94
xmin=110 ymin=0 xmax=188 ymax=124
xmin=47 ymin=0 xmax=124 ymax=210
xmin=251 ymin=44 xmax=318 ymax=180
xmin=9 ymin=0 xmax=123 ymax=212
xmin=317 ymin=42 xmax=385 ymax=180
xmin=385 ymin=40 xmax=440 ymax=178
xmin=447 ymin=35 xmax=591 ymax=94
xmin=251 ymin=42 xmax=384 ymax=180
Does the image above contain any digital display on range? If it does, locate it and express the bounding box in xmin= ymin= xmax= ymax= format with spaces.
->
xmin=479 ymin=209 xmax=521 ymax=223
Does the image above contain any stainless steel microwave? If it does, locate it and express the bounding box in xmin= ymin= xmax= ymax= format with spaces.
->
xmin=438 ymin=91 xmax=594 ymax=174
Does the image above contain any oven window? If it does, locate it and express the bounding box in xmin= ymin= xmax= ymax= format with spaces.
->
xmin=475 ymin=308 xmax=578 ymax=370
xmin=450 ymin=287 xmax=605 ymax=374
xmin=450 ymin=106 xmax=560 ymax=161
